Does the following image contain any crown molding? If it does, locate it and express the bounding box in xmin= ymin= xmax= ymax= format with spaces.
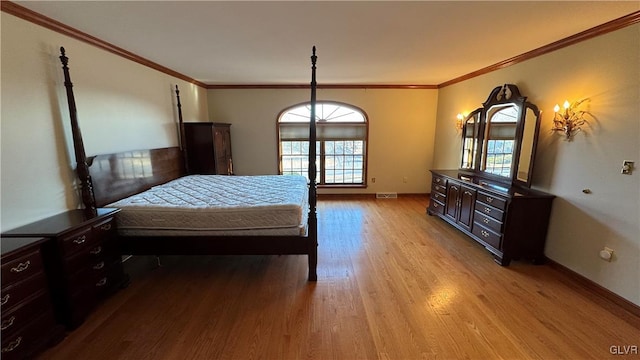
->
xmin=206 ymin=84 xmax=437 ymax=90
xmin=438 ymin=10 xmax=640 ymax=88
xmin=1 ymin=1 xmax=207 ymax=89
xmin=3 ymin=2 xmax=638 ymax=90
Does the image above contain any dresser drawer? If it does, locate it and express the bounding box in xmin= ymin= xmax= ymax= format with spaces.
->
xmin=1 ymin=273 xmax=48 ymax=312
xmin=475 ymin=202 xmax=504 ymax=221
xmin=432 ymin=175 xmax=447 ymax=187
xmin=60 ymin=227 xmax=95 ymax=258
xmin=472 ymin=223 xmax=502 ymax=249
xmin=432 ymin=183 xmax=447 ymax=195
xmin=1 ymin=310 xmax=57 ymax=360
xmin=474 ymin=211 xmax=503 ymax=234
xmin=1 ymin=291 xmax=49 ymax=338
xmin=1 ymin=250 xmax=44 ymax=287
xmin=477 ymin=192 xmax=507 ymax=211
xmin=430 ymin=191 xmax=446 ymax=204
xmin=429 ymin=200 xmax=445 ymax=215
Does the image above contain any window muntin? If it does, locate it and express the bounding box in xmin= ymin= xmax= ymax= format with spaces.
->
xmin=278 ymin=102 xmax=368 ymax=186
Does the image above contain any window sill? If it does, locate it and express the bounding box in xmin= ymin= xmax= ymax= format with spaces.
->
xmin=318 ymin=184 xmax=367 ymax=189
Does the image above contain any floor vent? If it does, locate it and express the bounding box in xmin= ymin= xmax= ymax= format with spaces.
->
xmin=376 ymin=192 xmax=398 ymax=199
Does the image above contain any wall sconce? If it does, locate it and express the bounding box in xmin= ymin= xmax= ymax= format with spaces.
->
xmin=552 ymin=99 xmax=589 ymax=140
xmin=455 ymin=113 xmax=465 ymax=131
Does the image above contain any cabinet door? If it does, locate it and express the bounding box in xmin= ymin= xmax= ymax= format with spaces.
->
xmin=457 ymin=185 xmax=476 ymax=231
xmin=444 ymin=183 xmax=460 ymax=221
xmin=213 ymin=126 xmax=232 ymax=175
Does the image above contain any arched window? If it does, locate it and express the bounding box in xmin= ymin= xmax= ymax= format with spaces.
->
xmin=278 ymin=101 xmax=368 ymax=187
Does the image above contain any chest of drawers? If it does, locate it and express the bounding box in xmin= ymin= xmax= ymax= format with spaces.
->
xmin=1 ymin=237 xmax=65 ymax=360
xmin=3 ymin=208 xmax=129 ymax=329
xmin=428 ymin=170 xmax=554 ymax=266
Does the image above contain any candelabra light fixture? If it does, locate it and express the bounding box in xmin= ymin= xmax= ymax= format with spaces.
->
xmin=455 ymin=113 xmax=465 ymax=131
xmin=552 ymin=99 xmax=589 ymax=140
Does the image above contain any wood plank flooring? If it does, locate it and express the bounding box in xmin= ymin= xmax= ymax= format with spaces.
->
xmin=38 ymin=195 xmax=640 ymax=359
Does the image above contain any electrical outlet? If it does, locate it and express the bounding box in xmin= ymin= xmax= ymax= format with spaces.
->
xmin=403 ymin=176 xmax=408 ymax=183
xmin=371 ymin=177 xmax=376 ymax=183
xmin=621 ymin=160 xmax=634 ymax=175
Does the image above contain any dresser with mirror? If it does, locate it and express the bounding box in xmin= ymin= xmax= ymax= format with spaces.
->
xmin=428 ymin=84 xmax=554 ymax=265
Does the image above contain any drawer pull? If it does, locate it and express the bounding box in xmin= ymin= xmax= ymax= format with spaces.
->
xmin=481 ymin=230 xmax=490 ymax=238
xmin=451 ymin=186 xmax=458 ymax=191
xmin=483 ymin=217 xmax=490 ymax=224
xmin=486 ymin=197 xmax=494 ymax=203
xmin=1 ymin=316 xmax=15 ymax=330
xmin=0 ymin=294 xmax=9 ymax=306
xmin=10 ymin=261 xmax=30 ymax=273
xmin=483 ymin=207 xmax=492 ymax=214
xmin=90 ymin=246 xmax=102 ymax=255
xmin=93 ymin=261 xmax=105 ymax=270
xmin=73 ymin=235 xmax=86 ymax=245
xmin=433 ymin=203 xmax=439 ymax=208
xmin=1 ymin=337 xmax=21 ymax=353
xmin=100 ymin=224 xmax=112 ymax=231
xmin=96 ymin=278 xmax=108 ymax=287
xmin=464 ymin=191 xmax=473 ymax=196
xmin=435 ymin=178 xmax=441 ymax=183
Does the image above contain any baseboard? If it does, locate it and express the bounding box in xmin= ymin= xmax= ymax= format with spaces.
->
xmin=546 ymin=258 xmax=640 ymax=329
xmin=318 ymin=193 xmax=428 ymax=199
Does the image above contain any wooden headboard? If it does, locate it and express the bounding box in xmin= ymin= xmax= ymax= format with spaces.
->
xmin=88 ymin=147 xmax=185 ymax=207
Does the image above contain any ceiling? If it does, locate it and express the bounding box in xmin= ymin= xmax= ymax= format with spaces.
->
xmin=14 ymin=1 xmax=640 ymax=86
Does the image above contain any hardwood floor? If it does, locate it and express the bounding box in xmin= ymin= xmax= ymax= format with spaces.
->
xmin=38 ymin=195 xmax=639 ymax=359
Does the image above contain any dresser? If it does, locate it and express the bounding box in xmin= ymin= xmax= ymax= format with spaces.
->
xmin=183 ymin=122 xmax=233 ymax=175
xmin=1 ymin=237 xmax=65 ymax=359
xmin=3 ymin=208 xmax=129 ymax=329
xmin=428 ymin=170 xmax=554 ymax=266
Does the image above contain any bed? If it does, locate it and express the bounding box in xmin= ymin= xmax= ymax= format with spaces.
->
xmin=58 ymin=47 xmax=319 ymax=281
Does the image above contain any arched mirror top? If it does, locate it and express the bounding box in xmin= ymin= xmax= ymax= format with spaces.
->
xmin=459 ymin=84 xmax=540 ymax=188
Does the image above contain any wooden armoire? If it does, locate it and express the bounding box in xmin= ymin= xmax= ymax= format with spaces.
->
xmin=183 ymin=122 xmax=233 ymax=175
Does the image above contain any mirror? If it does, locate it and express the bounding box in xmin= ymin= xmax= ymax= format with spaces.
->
xmin=481 ymin=105 xmax=518 ymax=177
xmin=460 ymin=110 xmax=481 ymax=170
xmin=459 ymin=84 xmax=540 ymax=188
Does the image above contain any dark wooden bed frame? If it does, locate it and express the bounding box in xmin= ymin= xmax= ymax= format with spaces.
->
xmin=59 ymin=47 xmax=319 ymax=281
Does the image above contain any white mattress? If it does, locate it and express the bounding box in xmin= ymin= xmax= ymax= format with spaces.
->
xmin=107 ymin=175 xmax=309 ymax=236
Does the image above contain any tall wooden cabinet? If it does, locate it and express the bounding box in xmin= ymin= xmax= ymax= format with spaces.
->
xmin=183 ymin=122 xmax=233 ymax=175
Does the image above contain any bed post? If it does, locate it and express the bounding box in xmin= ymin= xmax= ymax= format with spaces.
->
xmin=59 ymin=47 xmax=97 ymax=216
xmin=308 ymin=46 xmax=318 ymax=281
xmin=175 ymin=85 xmax=189 ymax=174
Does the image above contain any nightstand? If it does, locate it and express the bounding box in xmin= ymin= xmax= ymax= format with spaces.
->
xmin=3 ymin=208 xmax=129 ymax=329
xmin=1 ymin=237 xmax=65 ymax=359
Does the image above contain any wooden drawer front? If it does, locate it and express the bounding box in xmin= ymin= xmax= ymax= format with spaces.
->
xmin=432 ymin=175 xmax=446 ymax=187
xmin=60 ymin=227 xmax=95 ymax=257
xmin=1 ymin=310 xmax=57 ymax=360
xmin=477 ymin=192 xmax=507 ymax=210
xmin=430 ymin=191 xmax=446 ymax=204
xmin=472 ymin=223 xmax=501 ymax=249
xmin=474 ymin=211 xmax=503 ymax=234
xmin=1 ymin=250 xmax=44 ymax=287
xmin=432 ymin=184 xmax=447 ymax=195
xmin=1 ymin=273 xmax=48 ymax=312
xmin=92 ymin=217 xmax=117 ymax=242
xmin=1 ymin=291 xmax=49 ymax=338
xmin=64 ymin=240 xmax=117 ymax=278
xmin=475 ymin=202 xmax=504 ymax=221
xmin=429 ymin=200 xmax=445 ymax=215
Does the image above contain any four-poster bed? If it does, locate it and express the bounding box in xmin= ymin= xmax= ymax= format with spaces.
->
xmin=58 ymin=46 xmax=319 ymax=281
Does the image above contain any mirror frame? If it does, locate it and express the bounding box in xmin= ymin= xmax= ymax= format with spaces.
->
xmin=459 ymin=84 xmax=541 ymax=188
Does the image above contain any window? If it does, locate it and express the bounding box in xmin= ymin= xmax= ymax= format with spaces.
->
xmin=278 ymin=101 xmax=368 ymax=187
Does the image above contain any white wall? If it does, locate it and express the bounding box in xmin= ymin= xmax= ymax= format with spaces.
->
xmin=207 ymin=88 xmax=438 ymax=195
xmin=0 ymin=13 xmax=208 ymax=231
xmin=433 ymin=25 xmax=640 ymax=306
